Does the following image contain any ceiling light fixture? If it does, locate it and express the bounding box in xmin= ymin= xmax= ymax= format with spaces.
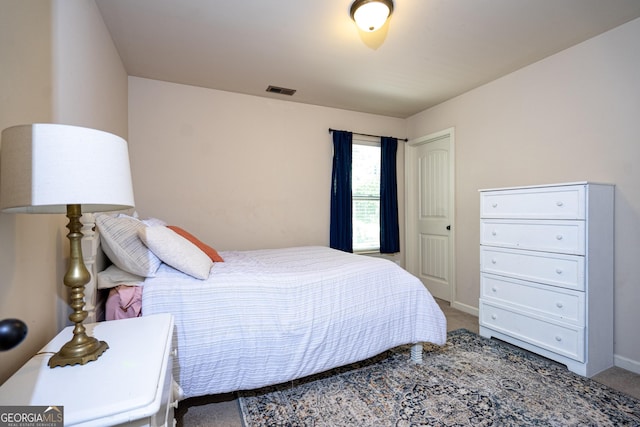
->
xmin=350 ymin=0 xmax=394 ymax=32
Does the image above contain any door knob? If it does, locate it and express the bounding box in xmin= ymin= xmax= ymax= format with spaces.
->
xmin=446 ymin=225 xmax=451 ymax=230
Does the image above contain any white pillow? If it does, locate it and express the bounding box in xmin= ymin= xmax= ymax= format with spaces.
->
xmin=142 ymin=217 xmax=167 ymax=227
xmin=139 ymin=226 xmax=213 ymax=280
xmin=96 ymin=214 xmax=161 ymax=277
xmin=97 ymin=265 xmax=145 ymax=289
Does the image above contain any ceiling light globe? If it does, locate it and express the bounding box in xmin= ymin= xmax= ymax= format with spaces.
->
xmin=351 ymin=0 xmax=393 ymax=32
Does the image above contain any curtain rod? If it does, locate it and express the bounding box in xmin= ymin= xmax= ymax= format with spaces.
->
xmin=328 ymin=128 xmax=408 ymax=142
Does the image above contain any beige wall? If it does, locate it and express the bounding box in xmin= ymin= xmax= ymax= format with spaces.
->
xmin=0 ymin=0 xmax=127 ymax=384
xmin=407 ymin=18 xmax=640 ymax=372
xmin=128 ymin=77 xmax=406 ymax=260
xmin=0 ymin=0 xmax=58 ymax=385
xmin=52 ymin=0 xmax=129 ymax=138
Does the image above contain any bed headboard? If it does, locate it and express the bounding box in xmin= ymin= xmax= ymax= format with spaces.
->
xmin=81 ymin=213 xmax=108 ymax=323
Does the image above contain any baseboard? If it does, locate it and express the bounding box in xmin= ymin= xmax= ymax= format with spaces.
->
xmin=451 ymin=300 xmax=478 ymax=317
xmin=614 ymin=354 xmax=640 ymax=375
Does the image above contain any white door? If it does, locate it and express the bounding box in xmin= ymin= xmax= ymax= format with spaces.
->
xmin=405 ymin=129 xmax=455 ymax=301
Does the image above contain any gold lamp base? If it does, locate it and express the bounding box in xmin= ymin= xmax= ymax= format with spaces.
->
xmin=49 ymin=204 xmax=109 ymax=368
xmin=49 ymin=337 xmax=108 ymax=368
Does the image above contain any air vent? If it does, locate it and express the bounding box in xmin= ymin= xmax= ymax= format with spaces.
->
xmin=266 ymin=85 xmax=297 ymax=96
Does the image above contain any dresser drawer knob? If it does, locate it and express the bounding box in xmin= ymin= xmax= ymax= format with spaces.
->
xmin=555 ymin=336 xmax=562 ymax=342
xmin=492 ymin=203 xmax=498 ymax=208
xmin=556 ymin=201 xmax=564 ymax=207
xmin=492 ymin=230 xmax=497 ymax=236
xmin=555 ymin=268 xmax=563 ymax=275
xmin=491 ymin=258 xmax=497 ymax=264
xmin=491 ymin=287 xmax=497 ymax=293
xmin=491 ymin=314 xmax=497 ymax=320
xmin=556 ymin=302 xmax=564 ymax=309
xmin=556 ymin=235 xmax=563 ymax=240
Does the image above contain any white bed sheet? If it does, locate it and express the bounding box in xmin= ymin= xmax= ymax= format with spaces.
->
xmin=141 ymin=246 xmax=446 ymax=398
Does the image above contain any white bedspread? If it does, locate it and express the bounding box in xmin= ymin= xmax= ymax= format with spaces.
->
xmin=142 ymin=246 xmax=446 ymax=398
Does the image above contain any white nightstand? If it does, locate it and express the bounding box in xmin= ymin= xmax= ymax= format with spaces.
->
xmin=0 ymin=314 xmax=177 ymax=427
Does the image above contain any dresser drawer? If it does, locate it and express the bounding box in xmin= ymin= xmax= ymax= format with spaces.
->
xmin=481 ymin=219 xmax=585 ymax=255
xmin=480 ymin=185 xmax=585 ymax=219
xmin=480 ymin=301 xmax=585 ymax=362
xmin=480 ymin=247 xmax=585 ymax=290
xmin=481 ymin=273 xmax=584 ymax=324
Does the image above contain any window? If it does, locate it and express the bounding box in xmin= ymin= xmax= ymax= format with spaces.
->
xmin=352 ymin=142 xmax=380 ymax=252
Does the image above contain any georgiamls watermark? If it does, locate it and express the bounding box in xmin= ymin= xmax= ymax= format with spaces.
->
xmin=0 ymin=406 xmax=63 ymax=427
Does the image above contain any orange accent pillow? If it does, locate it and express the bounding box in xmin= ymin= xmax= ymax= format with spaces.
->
xmin=166 ymin=225 xmax=224 ymax=262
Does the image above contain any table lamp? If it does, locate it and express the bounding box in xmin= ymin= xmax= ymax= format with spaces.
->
xmin=0 ymin=123 xmax=135 ymax=367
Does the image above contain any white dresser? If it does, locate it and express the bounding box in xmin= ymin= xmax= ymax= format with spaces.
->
xmin=478 ymin=182 xmax=614 ymax=377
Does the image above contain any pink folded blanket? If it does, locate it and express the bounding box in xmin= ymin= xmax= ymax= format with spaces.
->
xmin=106 ymin=285 xmax=143 ymax=320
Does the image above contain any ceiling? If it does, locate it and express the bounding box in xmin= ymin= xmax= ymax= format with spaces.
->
xmin=95 ymin=0 xmax=640 ymax=119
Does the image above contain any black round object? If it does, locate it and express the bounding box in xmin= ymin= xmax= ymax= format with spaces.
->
xmin=0 ymin=318 xmax=28 ymax=351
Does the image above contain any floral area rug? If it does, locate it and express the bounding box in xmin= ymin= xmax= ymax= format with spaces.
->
xmin=238 ymin=329 xmax=639 ymax=426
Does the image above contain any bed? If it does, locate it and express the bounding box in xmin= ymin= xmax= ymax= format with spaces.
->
xmin=88 ymin=213 xmax=447 ymax=399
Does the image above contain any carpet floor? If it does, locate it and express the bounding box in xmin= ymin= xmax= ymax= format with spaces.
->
xmin=238 ymin=329 xmax=639 ymax=426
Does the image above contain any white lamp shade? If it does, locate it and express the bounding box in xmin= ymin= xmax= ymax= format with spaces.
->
xmin=353 ymin=1 xmax=391 ymax=32
xmin=0 ymin=124 xmax=135 ymax=214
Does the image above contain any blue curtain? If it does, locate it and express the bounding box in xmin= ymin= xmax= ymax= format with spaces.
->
xmin=330 ymin=131 xmax=353 ymax=252
xmin=380 ymin=137 xmax=400 ymax=253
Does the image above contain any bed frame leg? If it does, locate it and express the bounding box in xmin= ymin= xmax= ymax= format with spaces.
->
xmin=410 ymin=343 xmax=423 ymax=363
